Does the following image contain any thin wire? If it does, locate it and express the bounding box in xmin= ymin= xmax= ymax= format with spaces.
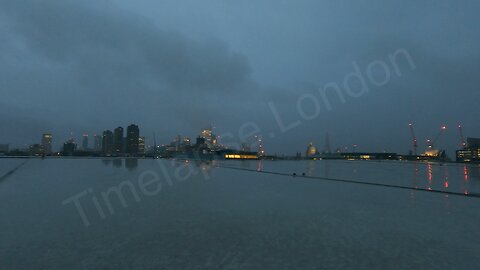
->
xmin=218 ymin=164 xmax=480 ymax=199
xmin=0 ymin=160 xmax=29 ymax=183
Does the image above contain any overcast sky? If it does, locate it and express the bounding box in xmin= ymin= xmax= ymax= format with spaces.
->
xmin=1 ymin=0 xmax=479 ymax=155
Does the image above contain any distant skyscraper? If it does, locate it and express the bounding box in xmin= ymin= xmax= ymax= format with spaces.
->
xmin=102 ymin=130 xmax=114 ymax=156
xmin=126 ymin=124 xmax=140 ymax=156
xmin=41 ymin=133 xmax=53 ymax=154
xmin=200 ymin=127 xmax=217 ymax=149
xmin=94 ymin=134 xmax=102 ymax=151
xmin=29 ymin=144 xmax=43 ymax=155
xmin=63 ymin=139 xmax=76 ymax=156
xmin=138 ymin=137 xmax=145 ymax=155
xmin=113 ymin=127 xmax=124 ymax=155
xmin=196 ymin=136 xmax=206 ymax=147
xmin=82 ymin=134 xmax=89 ymax=150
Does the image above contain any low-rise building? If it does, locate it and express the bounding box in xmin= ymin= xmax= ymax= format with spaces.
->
xmin=456 ymin=137 xmax=480 ymax=163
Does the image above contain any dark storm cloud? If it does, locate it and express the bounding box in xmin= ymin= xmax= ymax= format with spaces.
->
xmin=0 ymin=0 xmax=257 ymax=147
xmin=1 ymin=0 xmax=251 ymax=94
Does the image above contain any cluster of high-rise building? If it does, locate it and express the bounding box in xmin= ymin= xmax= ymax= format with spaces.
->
xmin=155 ymin=127 xmax=224 ymax=158
xmin=150 ymin=127 xmax=266 ymax=160
xmin=0 ymin=125 xmax=268 ymax=159
xmin=61 ymin=124 xmax=144 ymax=157
xmin=18 ymin=133 xmax=54 ymax=156
xmin=0 ymin=124 xmax=144 ymax=157
xmin=53 ymin=125 xmax=144 ymax=157
xmin=99 ymin=124 xmax=143 ymax=157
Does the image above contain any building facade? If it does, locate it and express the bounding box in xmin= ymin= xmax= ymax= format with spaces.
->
xmin=102 ymin=130 xmax=114 ymax=156
xmin=456 ymin=137 xmax=480 ymax=163
xmin=113 ymin=127 xmax=124 ymax=155
xmin=82 ymin=134 xmax=89 ymax=150
xmin=41 ymin=133 xmax=53 ymax=154
xmin=62 ymin=139 xmax=76 ymax=156
xmin=126 ymin=124 xmax=140 ymax=156
xmin=94 ymin=134 xmax=102 ymax=151
xmin=138 ymin=137 xmax=145 ymax=155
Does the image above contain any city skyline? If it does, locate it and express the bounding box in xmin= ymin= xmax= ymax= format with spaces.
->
xmin=3 ymin=122 xmax=479 ymax=160
xmin=1 ymin=1 xmax=480 ymax=268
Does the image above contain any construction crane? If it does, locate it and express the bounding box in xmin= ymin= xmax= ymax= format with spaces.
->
xmin=408 ymin=123 xmax=418 ymax=155
xmin=242 ymin=135 xmax=264 ymax=156
xmin=458 ymin=124 xmax=467 ymax=149
xmin=427 ymin=125 xmax=447 ymax=149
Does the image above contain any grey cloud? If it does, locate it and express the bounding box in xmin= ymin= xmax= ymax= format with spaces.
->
xmin=0 ymin=0 xmax=257 ymax=147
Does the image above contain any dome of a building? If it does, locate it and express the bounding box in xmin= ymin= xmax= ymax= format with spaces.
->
xmin=306 ymin=142 xmax=318 ymax=157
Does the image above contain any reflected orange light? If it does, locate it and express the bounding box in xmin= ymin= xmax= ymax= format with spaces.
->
xmin=225 ymin=154 xmax=258 ymax=160
xmin=428 ymin=163 xmax=433 ymax=182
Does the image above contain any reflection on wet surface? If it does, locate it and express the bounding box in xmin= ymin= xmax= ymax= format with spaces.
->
xmin=0 ymin=158 xmax=479 ymax=269
xmin=100 ymin=158 xmax=221 ymax=177
xmin=227 ymin=160 xmax=480 ymax=196
xmin=125 ymin=158 xmax=138 ymax=170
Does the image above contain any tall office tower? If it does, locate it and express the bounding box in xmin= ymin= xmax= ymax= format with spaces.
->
xmin=41 ymin=133 xmax=53 ymax=154
xmin=200 ymin=127 xmax=217 ymax=149
xmin=196 ymin=136 xmax=206 ymax=147
xmin=126 ymin=124 xmax=140 ymax=156
xmin=94 ymin=134 xmax=102 ymax=151
xmin=82 ymin=134 xmax=89 ymax=150
xmin=174 ymin=135 xmax=181 ymax=151
xmin=62 ymin=139 xmax=76 ymax=156
xmin=138 ymin=137 xmax=145 ymax=155
xmin=102 ymin=130 xmax=114 ymax=156
xmin=113 ymin=127 xmax=124 ymax=155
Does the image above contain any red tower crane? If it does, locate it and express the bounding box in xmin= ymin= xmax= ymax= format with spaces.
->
xmin=408 ymin=123 xmax=418 ymax=155
xmin=458 ymin=124 xmax=467 ymax=149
